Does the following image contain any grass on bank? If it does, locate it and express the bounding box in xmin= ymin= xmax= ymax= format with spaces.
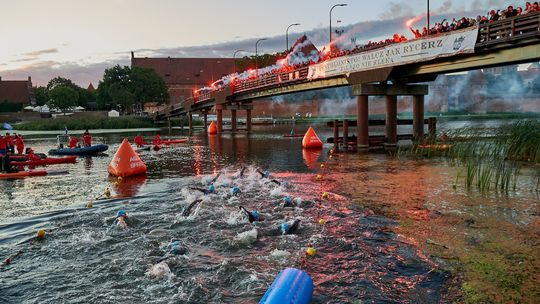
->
xmin=14 ymin=116 xmax=155 ymax=131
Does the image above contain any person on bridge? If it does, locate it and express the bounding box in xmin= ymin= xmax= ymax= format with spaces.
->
xmin=134 ymin=134 xmax=146 ymax=147
xmin=69 ymin=136 xmax=79 ymax=149
xmin=153 ymin=134 xmax=161 ymax=146
xmin=15 ymin=135 xmax=24 ymax=155
xmin=82 ymin=129 xmax=92 ymax=147
xmin=5 ymin=133 xmax=14 ymax=154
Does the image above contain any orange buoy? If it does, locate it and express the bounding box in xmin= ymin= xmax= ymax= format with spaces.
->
xmin=208 ymin=121 xmax=218 ymax=134
xmin=108 ymin=139 xmax=147 ymax=178
xmin=302 ymin=127 xmax=323 ymax=149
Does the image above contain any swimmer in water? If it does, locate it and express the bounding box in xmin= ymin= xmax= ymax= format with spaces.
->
xmin=189 ymin=185 xmax=216 ymax=195
xmin=282 ymin=197 xmax=295 ymax=208
xmin=239 ymin=206 xmax=263 ymax=223
xmin=231 ymin=187 xmax=241 ymax=196
xmin=211 ymin=172 xmax=221 ymax=183
xmin=238 ymin=167 xmax=247 ymax=178
xmin=280 ymin=219 xmax=301 ymax=235
xmin=257 ymin=169 xmax=270 ymax=179
xmin=181 ymin=199 xmax=202 ymax=217
xmin=115 ymin=210 xmax=129 ymax=229
xmin=158 ymin=240 xmax=186 ymax=262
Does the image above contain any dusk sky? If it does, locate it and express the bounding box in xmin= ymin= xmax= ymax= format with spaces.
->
xmin=1 ymin=0 xmax=515 ymax=86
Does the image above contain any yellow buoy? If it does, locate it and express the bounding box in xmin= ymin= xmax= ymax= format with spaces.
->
xmin=322 ymin=192 xmax=330 ymax=200
xmin=320 ymin=164 xmax=325 ymax=169
xmin=315 ymin=174 xmax=322 ymax=181
xmin=318 ymin=219 xmax=327 ymax=225
xmin=305 ymin=247 xmax=316 ymax=257
xmin=86 ymin=201 xmax=93 ymax=208
xmin=104 ymin=188 xmax=111 ymax=198
xmin=329 ymin=155 xmax=333 ymax=159
xmin=36 ymin=229 xmax=46 ymax=239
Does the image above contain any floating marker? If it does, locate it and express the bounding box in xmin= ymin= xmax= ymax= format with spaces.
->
xmin=36 ymin=229 xmax=46 ymax=239
xmin=302 ymin=127 xmax=323 ymax=149
xmin=208 ymin=121 xmax=218 ymax=134
xmin=108 ymin=139 xmax=147 ymax=178
xmin=322 ymin=192 xmax=330 ymax=200
xmin=259 ymin=268 xmax=313 ymax=304
xmin=305 ymin=246 xmax=316 ymax=257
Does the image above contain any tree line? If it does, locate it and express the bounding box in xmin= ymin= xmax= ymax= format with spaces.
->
xmin=34 ymin=65 xmax=168 ymax=114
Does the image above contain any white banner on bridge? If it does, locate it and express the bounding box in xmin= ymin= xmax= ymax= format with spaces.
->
xmin=307 ymin=27 xmax=479 ymax=80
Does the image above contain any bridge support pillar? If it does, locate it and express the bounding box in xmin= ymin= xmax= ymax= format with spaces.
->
xmin=343 ymin=120 xmax=349 ymax=151
xmin=413 ymin=95 xmax=424 ymax=142
xmin=216 ymin=108 xmax=223 ymax=133
xmin=333 ymin=119 xmax=339 ymax=151
xmin=203 ymin=112 xmax=208 ymax=132
xmin=246 ymin=109 xmax=252 ymax=133
xmin=188 ymin=112 xmax=193 ymax=131
xmin=356 ymin=95 xmax=369 ymax=151
xmin=231 ymin=109 xmax=237 ymax=132
xmin=385 ymin=95 xmax=397 ymax=147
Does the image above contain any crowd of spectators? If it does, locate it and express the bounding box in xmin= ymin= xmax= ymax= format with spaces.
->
xmin=201 ymin=1 xmax=540 ymax=97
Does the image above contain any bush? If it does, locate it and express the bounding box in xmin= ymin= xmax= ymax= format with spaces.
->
xmin=0 ymin=101 xmax=23 ymax=112
xmin=14 ymin=116 xmax=155 ymax=131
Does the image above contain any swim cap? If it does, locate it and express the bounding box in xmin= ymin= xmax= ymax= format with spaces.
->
xmin=251 ymin=211 xmax=260 ymax=221
xmin=223 ymin=183 xmax=229 ymax=187
xmin=283 ymin=197 xmax=293 ymax=203
xmin=116 ymin=210 xmax=127 ymax=218
xmin=232 ymin=187 xmax=240 ymax=195
xmin=280 ymin=223 xmax=290 ymax=234
xmin=264 ymin=170 xmax=270 ymax=178
xmin=208 ymin=185 xmax=216 ymax=192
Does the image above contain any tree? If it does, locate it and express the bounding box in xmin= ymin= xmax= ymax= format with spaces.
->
xmin=97 ymin=65 xmax=169 ymax=113
xmin=33 ymin=86 xmax=48 ymax=106
xmin=49 ymin=86 xmax=79 ymax=114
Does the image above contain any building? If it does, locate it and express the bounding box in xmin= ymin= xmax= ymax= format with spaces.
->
xmin=131 ymin=52 xmax=235 ymax=105
xmin=0 ymin=76 xmax=36 ymax=106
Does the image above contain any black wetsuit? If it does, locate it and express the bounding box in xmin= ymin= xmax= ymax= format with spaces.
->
xmin=239 ymin=206 xmax=256 ymax=223
xmin=182 ymin=199 xmax=202 ymax=217
xmin=0 ymin=155 xmax=17 ymax=173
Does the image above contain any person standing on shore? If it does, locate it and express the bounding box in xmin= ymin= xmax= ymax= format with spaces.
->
xmin=15 ymin=135 xmax=24 ymax=155
xmin=82 ymin=129 xmax=92 ymax=147
xmin=0 ymin=135 xmax=6 ymax=156
xmin=5 ymin=133 xmax=14 ymax=154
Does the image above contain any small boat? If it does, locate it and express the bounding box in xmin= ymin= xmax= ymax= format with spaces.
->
xmin=11 ymin=156 xmax=77 ymax=167
xmin=49 ymin=144 xmax=109 ymax=156
xmin=160 ymin=139 xmax=188 ymax=145
xmin=283 ymin=134 xmax=305 ymax=138
xmin=0 ymin=170 xmax=47 ymax=180
xmin=8 ymin=153 xmax=47 ymax=161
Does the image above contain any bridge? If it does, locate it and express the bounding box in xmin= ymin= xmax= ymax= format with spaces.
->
xmin=155 ymin=12 xmax=540 ymax=150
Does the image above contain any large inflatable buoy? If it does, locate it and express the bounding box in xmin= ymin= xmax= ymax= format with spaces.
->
xmin=302 ymin=127 xmax=323 ymax=149
xmin=208 ymin=121 xmax=218 ymax=134
xmin=259 ymin=268 xmax=313 ymax=304
xmin=108 ymin=139 xmax=147 ymax=178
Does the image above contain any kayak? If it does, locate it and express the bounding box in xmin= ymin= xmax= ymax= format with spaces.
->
xmin=11 ymin=156 xmax=77 ymax=167
xmin=0 ymin=170 xmax=69 ymax=180
xmin=283 ymin=134 xmax=305 ymax=138
xmin=48 ymin=144 xmax=109 ymax=156
xmin=160 ymin=139 xmax=188 ymax=145
xmin=8 ymin=153 xmax=47 ymax=161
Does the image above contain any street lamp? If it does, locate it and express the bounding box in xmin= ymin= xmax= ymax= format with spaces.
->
xmin=255 ymin=38 xmax=267 ymax=78
xmin=233 ymin=49 xmax=245 ymax=75
xmin=286 ymin=23 xmax=301 ymax=51
xmin=330 ymin=4 xmax=347 ymax=48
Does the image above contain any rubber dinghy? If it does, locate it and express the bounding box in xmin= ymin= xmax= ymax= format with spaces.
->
xmin=48 ymin=144 xmax=108 ymax=156
xmin=11 ymin=156 xmax=77 ymax=167
xmin=160 ymin=139 xmax=188 ymax=145
xmin=283 ymin=134 xmax=305 ymax=138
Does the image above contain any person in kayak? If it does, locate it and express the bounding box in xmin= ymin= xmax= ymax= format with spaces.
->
xmin=5 ymin=133 xmax=14 ymax=154
xmin=15 ymin=135 xmax=25 ymax=154
xmin=68 ymin=136 xmax=79 ymax=149
xmin=82 ymin=130 xmax=92 ymax=147
xmin=27 ymin=149 xmax=41 ymax=161
xmin=134 ymin=134 xmax=146 ymax=147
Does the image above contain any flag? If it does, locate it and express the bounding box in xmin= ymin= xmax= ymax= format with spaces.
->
xmin=3 ymin=122 xmax=13 ymax=130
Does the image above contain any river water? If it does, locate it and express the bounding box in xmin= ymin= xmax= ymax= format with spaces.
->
xmin=0 ymin=122 xmax=538 ymax=303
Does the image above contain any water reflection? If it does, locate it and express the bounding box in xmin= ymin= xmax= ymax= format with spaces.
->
xmin=110 ymin=175 xmax=147 ymax=198
xmin=302 ymin=148 xmax=323 ymax=169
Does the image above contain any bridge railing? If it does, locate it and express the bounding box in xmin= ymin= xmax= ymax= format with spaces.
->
xmin=478 ymin=11 xmax=540 ymax=45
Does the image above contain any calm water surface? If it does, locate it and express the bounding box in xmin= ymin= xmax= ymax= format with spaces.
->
xmin=0 ymin=122 xmax=537 ymax=303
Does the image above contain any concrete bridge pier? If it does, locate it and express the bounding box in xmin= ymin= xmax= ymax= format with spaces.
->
xmin=413 ymin=95 xmax=424 ymax=142
xmin=203 ymin=112 xmax=208 ymax=132
xmin=216 ymin=105 xmax=223 ymax=133
xmin=385 ymin=96 xmax=398 ymax=148
xmin=343 ymin=120 xmax=349 ymax=150
xmin=231 ymin=109 xmax=237 ymax=132
xmin=188 ymin=112 xmax=193 ymax=131
xmin=356 ymin=95 xmax=369 ymax=152
xmin=246 ymin=109 xmax=252 ymax=133
xmin=333 ymin=120 xmax=339 ymax=151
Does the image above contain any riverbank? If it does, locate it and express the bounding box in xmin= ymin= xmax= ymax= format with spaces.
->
xmin=13 ymin=116 xmax=155 ymax=131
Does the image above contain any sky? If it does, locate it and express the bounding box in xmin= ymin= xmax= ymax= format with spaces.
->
xmin=0 ymin=0 xmax=517 ymax=86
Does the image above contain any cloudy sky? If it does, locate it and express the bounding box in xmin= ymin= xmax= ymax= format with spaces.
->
xmin=0 ymin=0 xmax=515 ymax=86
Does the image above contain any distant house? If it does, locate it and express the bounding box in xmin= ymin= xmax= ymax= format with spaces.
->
xmin=0 ymin=76 xmax=36 ymax=109
xmin=130 ymin=52 xmax=235 ymax=105
xmin=87 ymin=83 xmax=96 ymax=92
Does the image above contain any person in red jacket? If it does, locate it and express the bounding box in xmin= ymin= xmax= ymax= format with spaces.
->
xmin=0 ymin=135 xmax=6 ymax=156
xmin=5 ymin=132 xmax=14 ymax=153
xmin=134 ymin=134 xmax=146 ymax=147
xmin=82 ymin=129 xmax=92 ymax=147
xmin=69 ymin=136 xmax=79 ymax=148
xmin=153 ymin=134 xmax=161 ymax=146
xmin=15 ymin=135 xmax=24 ymax=155
xmin=27 ymin=148 xmax=40 ymax=161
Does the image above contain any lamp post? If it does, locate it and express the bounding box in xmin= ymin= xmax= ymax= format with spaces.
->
xmin=286 ymin=23 xmax=301 ymax=51
xmin=233 ymin=49 xmax=245 ymax=75
xmin=329 ymin=3 xmax=347 ymax=50
xmin=255 ymin=38 xmax=267 ymax=78
xmin=427 ymin=0 xmax=430 ymax=32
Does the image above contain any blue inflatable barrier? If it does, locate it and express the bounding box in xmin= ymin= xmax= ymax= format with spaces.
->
xmin=259 ymin=268 xmax=313 ymax=304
